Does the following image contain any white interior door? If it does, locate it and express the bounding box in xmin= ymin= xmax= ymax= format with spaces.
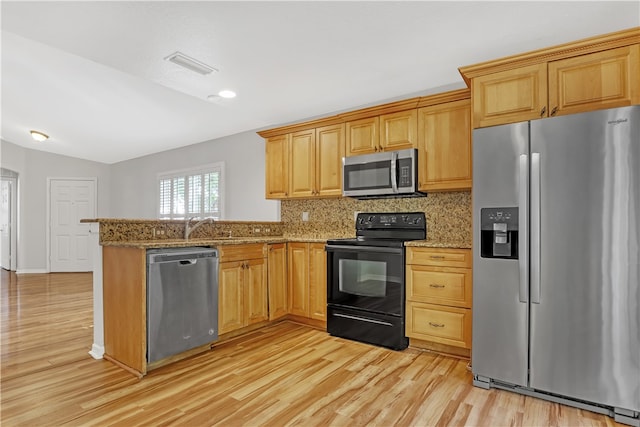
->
xmin=49 ymin=178 xmax=96 ymax=272
xmin=1 ymin=179 xmax=12 ymax=270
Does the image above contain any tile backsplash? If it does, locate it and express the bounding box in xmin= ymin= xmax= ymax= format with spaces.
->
xmin=282 ymin=191 xmax=472 ymax=245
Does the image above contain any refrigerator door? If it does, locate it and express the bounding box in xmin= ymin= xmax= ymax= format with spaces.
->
xmin=472 ymin=122 xmax=529 ymax=387
xmin=529 ymin=106 xmax=640 ymax=411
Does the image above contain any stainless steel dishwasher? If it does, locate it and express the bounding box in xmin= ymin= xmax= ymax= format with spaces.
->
xmin=146 ymin=247 xmax=218 ymax=364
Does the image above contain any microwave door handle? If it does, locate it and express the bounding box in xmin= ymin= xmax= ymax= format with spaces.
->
xmin=391 ymin=151 xmax=398 ymax=192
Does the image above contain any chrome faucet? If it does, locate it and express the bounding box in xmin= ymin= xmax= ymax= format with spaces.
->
xmin=184 ymin=217 xmax=214 ymax=239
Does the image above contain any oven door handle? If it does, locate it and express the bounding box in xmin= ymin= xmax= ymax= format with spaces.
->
xmin=325 ymin=245 xmax=403 ymax=255
xmin=333 ymin=313 xmax=394 ymax=327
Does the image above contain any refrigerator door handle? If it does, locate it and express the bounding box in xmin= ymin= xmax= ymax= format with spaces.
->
xmin=531 ymin=152 xmax=541 ymax=304
xmin=518 ymin=154 xmax=529 ymax=303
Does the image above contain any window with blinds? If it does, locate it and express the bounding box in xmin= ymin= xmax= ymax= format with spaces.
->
xmin=158 ymin=163 xmax=224 ymax=220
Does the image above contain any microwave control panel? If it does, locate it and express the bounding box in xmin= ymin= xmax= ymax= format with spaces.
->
xmin=398 ymin=157 xmax=413 ymax=187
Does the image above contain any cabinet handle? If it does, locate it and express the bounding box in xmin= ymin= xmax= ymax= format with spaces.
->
xmin=429 ymin=284 xmax=445 ymax=288
xmin=430 ymin=255 xmax=445 ymax=260
xmin=550 ymin=106 xmax=558 ymax=116
xmin=429 ymin=322 xmax=445 ymax=328
xmin=540 ymin=106 xmax=546 ymax=117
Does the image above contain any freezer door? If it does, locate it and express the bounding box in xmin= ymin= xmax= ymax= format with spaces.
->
xmin=472 ymin=122 xmax=529 ymax=387
xmin=529 ymin=106 xmax=640 ymax=411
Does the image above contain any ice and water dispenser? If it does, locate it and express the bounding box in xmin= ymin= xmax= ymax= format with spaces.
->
xmin=480 ymin=207 xmax=519 ymax=259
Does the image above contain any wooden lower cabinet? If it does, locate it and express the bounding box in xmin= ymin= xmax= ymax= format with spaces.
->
xmin=406 ymin=302 xmax=472 ymax=349
xmin=405 ymin=247 xmax=472 ymax=353
xmin=287 ymin=242 xmax=327 ymax=322
xmin=218 ymin=244 xmax=268 ymax=335
xmin=268 ymin=243 xmax=288 ymax=320
xmin=103 ymin=246 xmax=147 ymax=375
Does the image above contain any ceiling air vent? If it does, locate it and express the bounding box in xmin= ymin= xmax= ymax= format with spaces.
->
xmin=164 ymin=51 xmax=218 ymax=75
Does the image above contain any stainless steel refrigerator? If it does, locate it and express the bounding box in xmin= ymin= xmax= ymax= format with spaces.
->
xmin=472 ymin=105 xmax=640 ymax=426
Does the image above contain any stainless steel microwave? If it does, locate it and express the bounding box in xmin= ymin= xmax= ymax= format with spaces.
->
xmin=342 ymin=148 xmax=425 ymax=198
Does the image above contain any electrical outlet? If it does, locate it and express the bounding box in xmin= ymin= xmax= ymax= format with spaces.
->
xmin=254 ymin=227 xmax=261 ymax=233
xmin=264 ymin=227 xmax=271 ymax=233
xmin=302 ymin=212 xmax=309 ymax=222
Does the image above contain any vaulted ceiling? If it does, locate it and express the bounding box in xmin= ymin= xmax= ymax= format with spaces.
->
xmin=2 ymin=1 xmax=638 ymax=164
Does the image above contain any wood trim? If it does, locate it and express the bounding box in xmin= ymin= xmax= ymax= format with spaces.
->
xmin=257 ymin=116 xmax=344 ymax=138
xmin=338 ymin=97 xmax=420 ymax=122
xmin=416 ymin=88 xmax=470 ymax=108
xmin=258 ymin=90 xmax=469 ymax=138
xmin=459 ymin=27 xmax=640 ymax=85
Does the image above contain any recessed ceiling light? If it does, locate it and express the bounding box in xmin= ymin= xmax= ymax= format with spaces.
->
xmin=30 ymin=130 xmax=49 ymax=142
xmin=164 ymin=51 xmax=218 ymax=75
xmin=218 ymin=90 xmax=236 ymax=99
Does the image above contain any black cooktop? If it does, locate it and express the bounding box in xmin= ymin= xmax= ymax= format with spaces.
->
xmin=327 ymin=212 xmax=426 ymax=247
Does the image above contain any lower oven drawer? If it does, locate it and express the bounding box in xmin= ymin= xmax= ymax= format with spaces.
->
xmin=327 ymin=305 xmax=408 ymax=351
xmin=406 ymin=302 xmax=471 ymax=349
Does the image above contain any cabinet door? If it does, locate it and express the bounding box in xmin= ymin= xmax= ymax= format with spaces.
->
xmin=265 ymin=134 xmax=290 ymax=199
xmin=268 ymin=243 xmax=288 ymax=320
xmin=218 ymin=261 xmax=245 ymax=334
xmin=406 ymin=302 xmax=471 ymax=349
xmin=308 ymin=243 xmax=327 ymax=321
xmin=289 ymin=130 xmax=316 ymax=198
xmin=287 ymin=242 xmax=309 ymax=317
xmin=548 ymin=44 xmax=640 ymax=117
xmin=406 ymin=265 xmax=472 ymax=308
xmin=245 ymin=258 xmax=268 ymax=325
xmin=315 ymin=124 xmax=345 ymax=197
xmin=346 ymin=116 xmax=379 ymax=156
xmin=472 ymin=63 xmax=548 ymax=128
xmin=417 ymin=99 xmax=472 ymax=191
xmin=380 ymin=109 xmax=417 ymax=151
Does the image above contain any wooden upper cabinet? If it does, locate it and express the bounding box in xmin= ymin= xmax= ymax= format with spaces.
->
xmin=379 ymin=109 xmax=417 ymax=151
xmin=315 ymin=124 xmax=345 ymax=197
xmin=417 ymin=99 xmax=472 ymax=191
xmin=346 ymin=111 xmax=417 ymax=156
xmin=289 ymin=130 xmax=316 ymax=198
xmin=346 ymin=116 xmax=379 ymax=156
xmin=472 ymin=63 xmax=548 ymax=128
xmin=461 ymin=29 xmax=640 ymax=128
xmin=265 ymin=134 xmax=290 ymax=199
xmin=548 ymin=45 xmax=640 ymax=117
xmin=288 ymin=125 xmax=344 ymax=199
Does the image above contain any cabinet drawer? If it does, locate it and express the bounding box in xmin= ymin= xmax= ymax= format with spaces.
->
xmin=406 ymin=247 xmax=471 ymax=268
xmin=218 ymin=244 xmax=266 ymax=262
xmin=407 ymin=266 xmax=471 ymax=307
xmin=406 ymin=302 xmax=471 ymax=349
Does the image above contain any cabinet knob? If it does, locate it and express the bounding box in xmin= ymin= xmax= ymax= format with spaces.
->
xmin=550 ymin=106 xmax=558 ymax=116
xmin=540 ymin=106 xmax=547 ymax=117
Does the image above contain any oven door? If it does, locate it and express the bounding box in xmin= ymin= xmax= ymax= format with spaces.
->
xmin=326 ymin=244 xmax=404 ymax=316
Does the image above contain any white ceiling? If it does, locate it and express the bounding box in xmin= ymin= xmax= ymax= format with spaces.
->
xmin=1 ymin=1 xmax=638 ymax=164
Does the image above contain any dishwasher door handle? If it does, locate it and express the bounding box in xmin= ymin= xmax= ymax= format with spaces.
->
xmin=179 ymin=259 xmax=197 ymax=265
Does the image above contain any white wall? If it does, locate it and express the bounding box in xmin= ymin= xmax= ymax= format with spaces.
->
xmin=0 ymin=130 xmax=278 ymax=271
xmin=109 ymin=130 xmax=279 ymax=221
xmin=0 ymin=140 xmax=112 ymax=272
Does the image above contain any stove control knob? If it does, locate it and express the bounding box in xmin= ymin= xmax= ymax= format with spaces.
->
xmin=413 ymin=217 xmax=422 ymax=224
xmin=367 ymin=215 xmax=375 ymax=223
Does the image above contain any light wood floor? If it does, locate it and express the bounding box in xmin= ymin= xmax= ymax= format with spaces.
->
xmin=0 ymin=270 xmax=624 ymax=427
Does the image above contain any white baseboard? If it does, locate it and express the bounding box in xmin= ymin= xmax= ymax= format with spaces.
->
xmin=89 ymin=344 xmax=105 ymax=360
xmin=15 ymin=269 xmax=48 ymax=274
